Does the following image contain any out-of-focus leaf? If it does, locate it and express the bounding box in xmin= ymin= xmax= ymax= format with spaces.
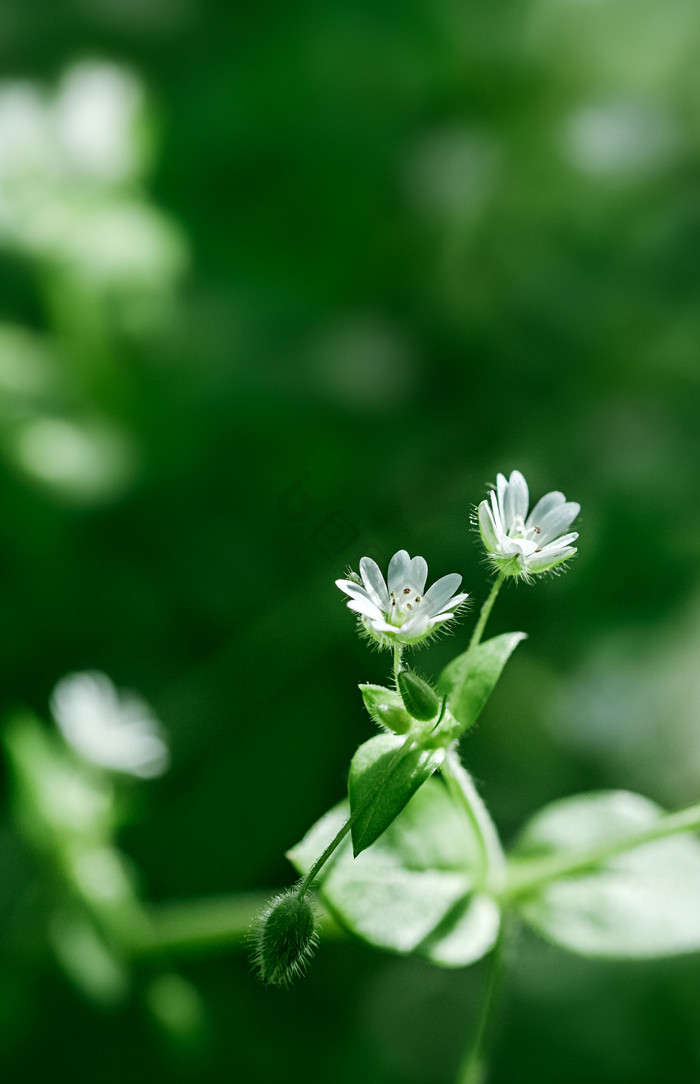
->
xmin=511 ymin=790 xmax=700 ymax=958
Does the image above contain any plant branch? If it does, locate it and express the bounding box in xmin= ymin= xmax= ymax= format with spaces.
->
xmin=503 ymin=800 xmax=700 ymax=902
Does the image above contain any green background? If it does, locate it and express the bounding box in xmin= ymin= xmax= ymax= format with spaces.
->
xmin=2 ymin=0 xmax=700 ymax=1080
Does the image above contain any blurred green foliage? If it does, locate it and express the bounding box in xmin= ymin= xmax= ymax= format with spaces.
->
xmin=1 ymin=0 xmax=700 ymax=1080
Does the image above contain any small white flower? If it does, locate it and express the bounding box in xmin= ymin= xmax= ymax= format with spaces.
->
xmin=336 ymin=549 xmax=468 ymax=648
xmin=50 ymin=671 xmax=169 ymax=779
xmin=477 ymin=470 xmax=580 ymax=581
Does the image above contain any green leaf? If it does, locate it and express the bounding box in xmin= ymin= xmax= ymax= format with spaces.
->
xmin=511 ymin=790 xmax=700 ymax=958
xmin=359 ymin=683 xmax=413 ymax=734
xmin=288 ymin=778 xmax=500 ymax=966
xmin=437 ymin=632 xmax=526 ymax=733
xmin=348 ymin=734 xmax=444 ymax=856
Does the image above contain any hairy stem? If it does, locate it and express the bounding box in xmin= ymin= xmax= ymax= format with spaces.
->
xmin=297 ymin=817 xmax=354 ymax=898
xmin=393 ymin=643 xmax=403 ymax=686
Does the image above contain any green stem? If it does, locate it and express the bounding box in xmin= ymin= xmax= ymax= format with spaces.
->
xmin=503 ymin=799 xmax=700 ymax=902
xmin=469 ymin=575 xmax=505 ymax=651
xmin=455 ymin=926 xmax=507 ymax=1084
xmin=393 ymin=644 xmax=403 ymax=686
xmin=298 ymin=817 xmax=355 ymax=898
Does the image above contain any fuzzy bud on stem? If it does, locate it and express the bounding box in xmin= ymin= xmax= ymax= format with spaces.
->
xmin=252 ymin=889 xmax=318 ymax=988
xmin=397 ymin=669 xmax=441 ymax=722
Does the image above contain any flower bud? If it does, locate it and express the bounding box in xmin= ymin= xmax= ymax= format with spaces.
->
xmin=360 ymin=683 xmax=412 ymax=734
xmin=397 ymin=669 xmax=440 ymax=722
xmin=252 ymin=890 xmax=318 ymax=987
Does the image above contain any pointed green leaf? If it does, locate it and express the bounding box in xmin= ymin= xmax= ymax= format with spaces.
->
xmin=348 ymin=734 xmax=444 ymax=855
xmin=437 ymin=631 xmax=526 ymax=733
xmin=359 ymin=683 xmax=413 ymax=734
xmin=288 ymin=777 xmax=501 ymax=966
xmin=511 ymin=791 xmax=700 ymax=958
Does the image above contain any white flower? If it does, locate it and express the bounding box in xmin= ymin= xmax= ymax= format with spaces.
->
xmin=477 ymin=470 xmax=580 ymax=580
xmin=336 ymin=549 xmax=468 ymax=648
xmin=50 ymin=672 xmax=169 ymax=779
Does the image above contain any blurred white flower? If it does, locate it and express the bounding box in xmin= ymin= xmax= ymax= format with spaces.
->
xmin=50 ymin=672 xmax=169 ymax=778
xmin=53 ymin=62 xmax=145 ymax=184
xmin=336 ymin=549 xmax=468 ymax=648
xmin=0 ymin=62 xmax=144 ymax=191
xmin=478 ymin=470 xmax=580 ymax=580
xmin=0 ymin=62 xmax=185 ymax=303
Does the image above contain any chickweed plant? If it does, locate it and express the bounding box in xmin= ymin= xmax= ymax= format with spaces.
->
xmin=252 ymin=470 xmax=700 ymax=1081
xmin=9 ymin=471 xmax=700 ymax=1081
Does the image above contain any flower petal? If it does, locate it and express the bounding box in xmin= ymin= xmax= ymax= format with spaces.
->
xmin=495 ymin=474 xmax=508 ymax=524
xmin=489 ymin=489 xmax=505 ymax=536
xmin=387 ymin=550 xmax=411 ymax=593
xmin=336 ymin=578 xmax=373 ymax=602
xmin=478 ymin=501 xmax=498 ymax=553
xmin=421 ymin=572 xmax=463 ymax=615
xmin=430 ymin=592 xmax=469 ymax=620
xmin=359 ymin=557 xmax=390 ymax=609
xmin=536 ymin=502 xmax=580 ymax=545
xmin=366 ymin=615 xmax=399 ymax=633
xmin=397 ymin=614 xmax=433 ymax=642
xmin=537 ymin=531 xmax=578 ymax=554
xmin=407 ymin=555 xmax=429 ymax=594
xmin=504 ymin=470 xmax=529 ymax=527
xmin=347 ymin=597 xmax=384 ymax=621
xmin=526 ymin=490 xmax=565 ymax=529
xmin=527 ymin=546 xmax=577 ymax=571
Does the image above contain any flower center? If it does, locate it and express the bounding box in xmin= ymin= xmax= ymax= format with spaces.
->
xmin=388 ymin=584 xmax=423 ymax=627
xmin=507 ymin=514 xmax=541 ymax=542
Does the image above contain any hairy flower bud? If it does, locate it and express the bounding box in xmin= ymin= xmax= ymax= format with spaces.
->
xmin=397 ymin=669 xmax=441 ymax=722
xmin=252 ymin=890 xmax=318 ymax=987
